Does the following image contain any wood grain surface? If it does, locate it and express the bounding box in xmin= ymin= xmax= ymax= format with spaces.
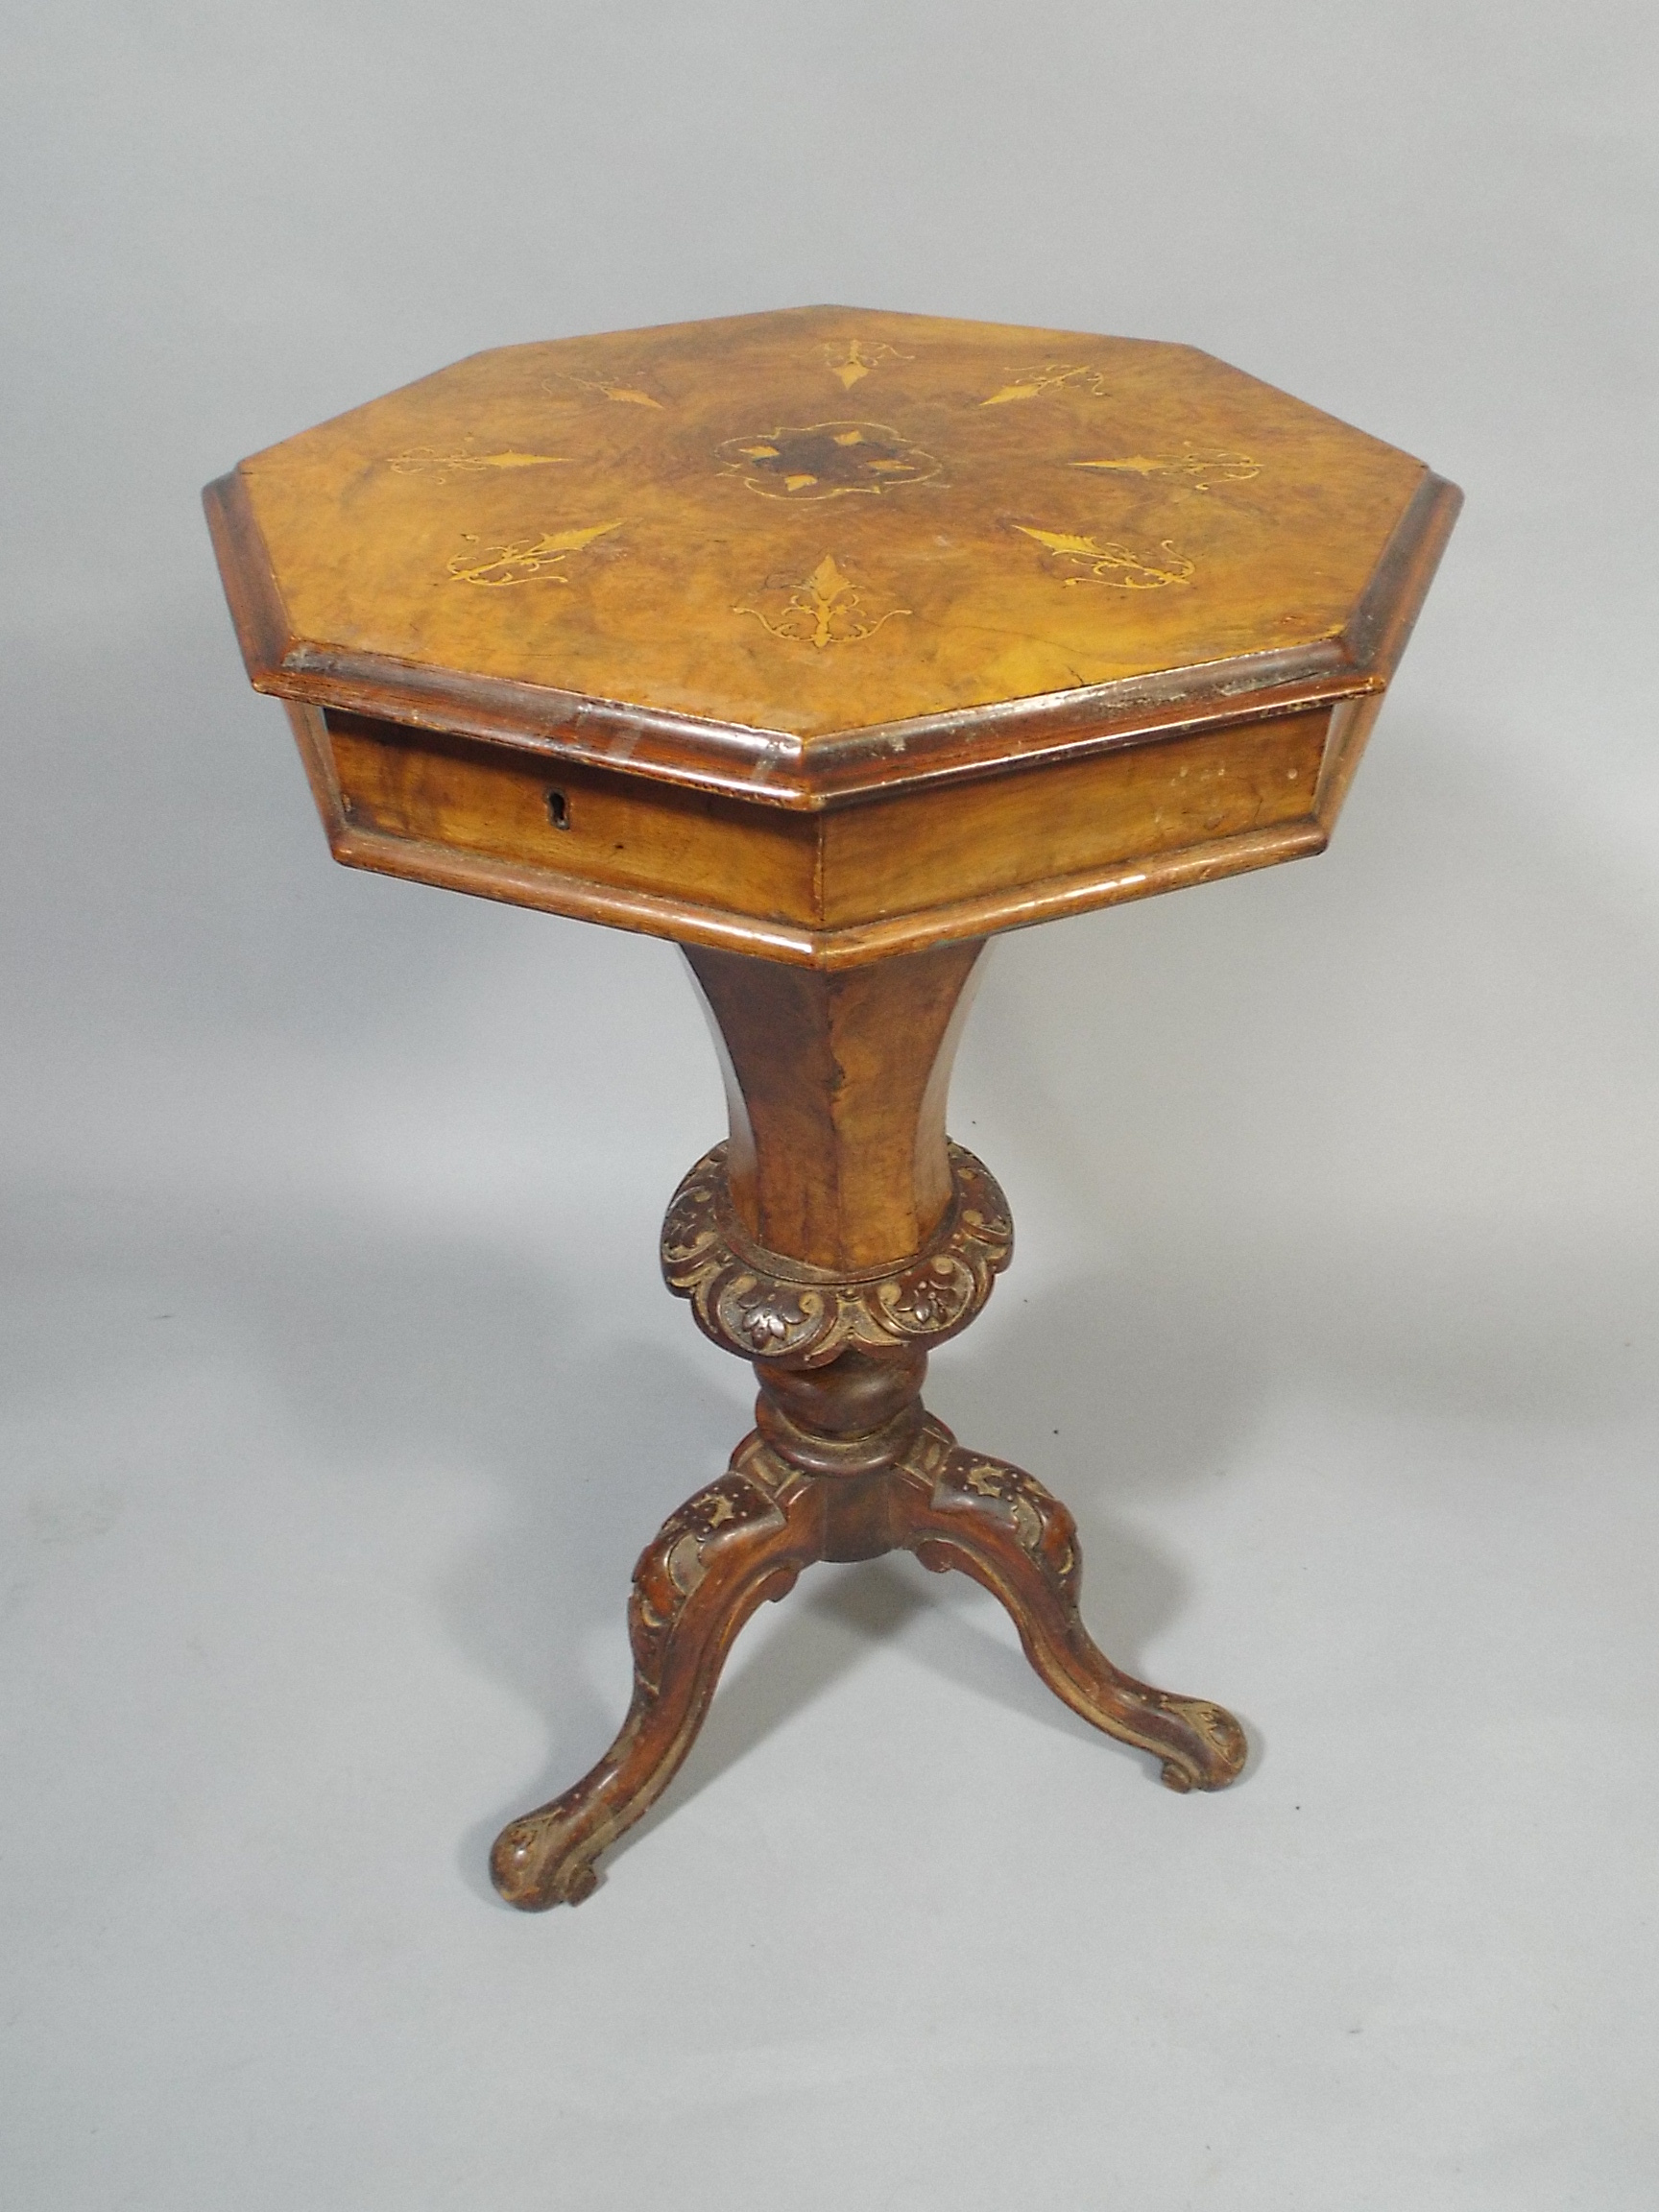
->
xmin=198 ymin=314 xmax=1465 ymax=1905
xmin=208 ymin=307 xmax=1457 ymax=799
xmin=209 ymin=308 xmax=1460 ymax=966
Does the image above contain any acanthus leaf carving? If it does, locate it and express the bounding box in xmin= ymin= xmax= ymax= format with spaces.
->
xmin=661 ymin=1142 xmax=1013 ymax=1365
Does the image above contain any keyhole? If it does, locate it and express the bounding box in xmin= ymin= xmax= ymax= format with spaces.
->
xmin=546 ymin=789 xmax=570 ymax=830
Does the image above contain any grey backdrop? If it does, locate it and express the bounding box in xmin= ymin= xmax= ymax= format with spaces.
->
xmin=4 ymin=5 xmax=1656 ymax=2207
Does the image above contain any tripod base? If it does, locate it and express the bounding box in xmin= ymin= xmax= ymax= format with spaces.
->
xmin=492 ymin=1412 xmax=1244 ymax=1911
xmin=492 ymin=943 xmax=1245 ymax=1911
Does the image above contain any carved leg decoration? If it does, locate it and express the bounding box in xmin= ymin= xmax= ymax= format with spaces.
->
xmin=892 ymin=1418 xmax=1247 ymax=1793
xmin=493 ymin=941 xmax=1244 ymax=1909
xmin=491 ymin=1437 xmax=819 ymax=1910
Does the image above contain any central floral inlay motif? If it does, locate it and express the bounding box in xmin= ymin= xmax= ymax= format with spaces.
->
xmin=716 ymin=421 xmax=942 ymax=501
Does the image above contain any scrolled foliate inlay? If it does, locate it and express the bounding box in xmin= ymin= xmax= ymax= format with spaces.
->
xmin=735 ymin=553 xmax=909 ymax=651
xmin=1070 ymin=445 xmax=1260 ymax=491
xmin=822 ymin=337 xmax=913 ymax=390
xmin=661 ymin=1141 xmax=1013 ymax=1364
xmin=1011 ymin=523 xmax=1194 ymax=590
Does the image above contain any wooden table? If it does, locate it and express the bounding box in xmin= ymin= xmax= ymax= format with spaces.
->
xmin=205 ymin=306 xmax=1459 ymax=1908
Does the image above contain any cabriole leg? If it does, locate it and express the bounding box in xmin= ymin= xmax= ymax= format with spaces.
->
xmin=491 ymin=1440 xmax=821 ymax=1910
xmin=898 ymin=1415 xmax=1247 ymax=1795
xmin=892 ymin=1417 xmax=1245 ymax=1791
xmin=494 ymin=937 xmax=1244 ymax=1909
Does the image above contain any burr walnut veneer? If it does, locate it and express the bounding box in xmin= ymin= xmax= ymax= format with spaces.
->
xmin=206 ymin=305 xmax=1458 ymax=1907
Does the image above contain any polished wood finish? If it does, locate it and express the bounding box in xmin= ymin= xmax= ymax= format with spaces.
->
xmin=685 ymin=940 xmax=983 ymax=1270
xmin=329 ymin=710 xmax=819 ymax=924
xmin=493 ymin=1095 xmax=1244 ymax=1910
xmin=313 ymin=694 xmax=1336 ymax=965
xmin=493 ymin=943 xmax=1241 ymax=1909
xmin=204 ymin=307 xmax=1461 ymax=1908
xmin=282 ymin=693 xmax=1350 ymax=968
xmin=206 ymin=308 xmax=1459 ymax=968
xmin=206 ymin=308 xmax=1440 ymax=757
xmin=816 ymin=708 xmax=1330 ymax=926
xmin=493 ymin=1403 xmax=1246 ymax=1911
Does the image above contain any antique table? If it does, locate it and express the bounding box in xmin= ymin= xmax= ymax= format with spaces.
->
xmin=205 ymin=305 xmax=1458 ymax=1909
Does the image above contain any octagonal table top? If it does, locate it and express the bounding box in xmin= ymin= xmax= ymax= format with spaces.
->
xmin=206 ymin=305 xmax=1458 ymax=810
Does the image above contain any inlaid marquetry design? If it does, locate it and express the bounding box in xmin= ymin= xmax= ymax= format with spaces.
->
xmin=822 ymin=338 xmax=913 ymax=390
xmin=387 ymin=447 xmax=569 ymax=482
xmin=661 ymin=1140 xmax=1013 ymax=1361
xmin=1072 ymin=445 xmax=1261 ymax=491
xmin=222 ymin=304 xmax=1453 ymax=779
xmin=445 ymin=519 xmax=623 ymax=588
xmin=547 ymin=370 xmax=665 ymax=409
xmin=1012 ymin=523 xmax=1195 ymax=590
xmin=734 ymin=553 xmax=909 ymax=652
xmin=715 ymin=421 xmax=943 ymax=501
xmin=981 ymin=362 xmax=1112 ymax=406
xmin=206 ymin=302 xmax=1459 ymax=1915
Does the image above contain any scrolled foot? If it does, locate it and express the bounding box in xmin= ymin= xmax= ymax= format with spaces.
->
xmin=1150 ymin=1697 xmax=1247 ymax=1792
xmin=492 ymin=1804 xmax=607 ymax=1911
xmin=896 ymin=1418 xmax=1246 ymax=1794
xmin=490 ymin=1439 xmax=818 ymax=1910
